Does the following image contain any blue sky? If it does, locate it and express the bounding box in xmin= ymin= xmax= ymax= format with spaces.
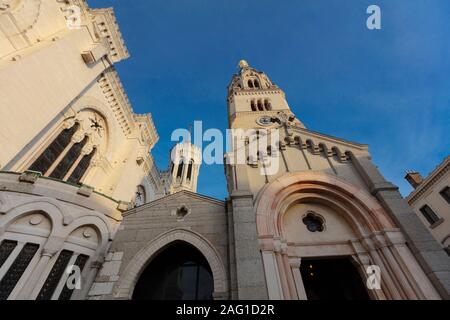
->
xmin=90 ymin=0 xmax=450 ymax=200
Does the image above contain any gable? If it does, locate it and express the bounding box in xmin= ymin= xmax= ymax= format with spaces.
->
xmin=123 ymin=190 xmax=225 ymax=218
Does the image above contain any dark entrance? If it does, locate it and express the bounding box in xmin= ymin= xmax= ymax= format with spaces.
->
xmin=300 ymin=257 xmax=370 ymax=300
xmin=132 ymin=241 xmax=214 ymax=300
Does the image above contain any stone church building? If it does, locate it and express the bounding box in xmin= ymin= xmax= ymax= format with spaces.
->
xmin=0 ymin=1 xmax=449 ymax=300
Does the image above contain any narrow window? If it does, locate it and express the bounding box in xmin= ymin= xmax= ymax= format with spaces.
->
xmin=251 ymin=100 xmax=257 ymax=111
xmin=254 ymin=80 xmax=260 ymax=88
xmin=419 ymin=205 xmax=440 ymax=225
xmin=134 ymin=185 xmax=146 ymax=207
xmin=50 ymin=136 xmax=88 ymax=180
xmin=264 ymin=100 xmax=271 ymax=111
xmin=257 ymin=100 xmax=264 ymax=111
xmin=28 ymin=124 xmax=79 ymax=175
xmin=176 ymin=161 xmax=184 ymax=179
xmin=0 ymin=243 xmax=39 ymax=300
xmin=58 ymin=254 xmax=89 ymax=300
xmin=440 ymin=186 xmax=450 ymax=205
xmin=248 ymin=80 xmax=254 ymax=88
xmin=187 ymin=160 xmax=193 ymax=180
xmin=67 ymin=148 xmax=96 ymax=184
xmin=0 ymin=240 xmax=18 ymax=269
xmin=36 ymin=250 xmax=73 ymax=300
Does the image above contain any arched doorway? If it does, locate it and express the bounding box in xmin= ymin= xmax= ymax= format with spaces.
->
xmin=300 ymin=257 xmax=370 ymax=300
xmin=132 ymin=241 xmax=214 ymax=300
xmin=254 ymin=172 xmax=441 ymax=300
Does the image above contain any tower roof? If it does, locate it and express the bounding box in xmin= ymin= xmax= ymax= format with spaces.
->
xmin=228 ymin=60 xmax=278 ymax=95
xmin=238 ymin=59 xmax=249 ymax=69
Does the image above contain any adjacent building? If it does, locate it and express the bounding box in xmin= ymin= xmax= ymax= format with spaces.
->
xmin=405 ymin=156 xmax=450 ymax=256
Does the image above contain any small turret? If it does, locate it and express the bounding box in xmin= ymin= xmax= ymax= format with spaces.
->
xmin=166 ymin=142 xmax=202 ymax=194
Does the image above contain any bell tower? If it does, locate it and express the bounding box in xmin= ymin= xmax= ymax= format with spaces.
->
xmin=227 ymin=60 xmax=304 ymax=130
xmin=165 ymin=142 xmax=201 ymax=194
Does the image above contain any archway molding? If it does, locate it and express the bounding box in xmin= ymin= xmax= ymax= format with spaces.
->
xmin=254 ymin=171 xmax=440 ymax=300
xmin=114 ymin=228 xmax=228 ymax=299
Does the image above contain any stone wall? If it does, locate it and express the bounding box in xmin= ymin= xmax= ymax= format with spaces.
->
xmin=89 ymin=191 xmax=230 ymax=300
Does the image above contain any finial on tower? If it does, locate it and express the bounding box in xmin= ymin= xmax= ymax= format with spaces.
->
xmin=238 ymin=60 xmax=249 ymax=69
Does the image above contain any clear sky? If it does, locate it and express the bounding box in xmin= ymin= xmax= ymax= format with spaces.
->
xmin=89 ymin=0 xmax=450 ymax=200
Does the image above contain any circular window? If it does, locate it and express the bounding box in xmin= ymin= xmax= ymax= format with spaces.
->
xmin=302 ymin=212 xmax=325 ymax=232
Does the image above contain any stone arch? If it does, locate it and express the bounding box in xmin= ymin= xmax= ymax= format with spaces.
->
xmin=252 ymin=171 xmax=439 ymax=300
xmin=0 ymin=199 xmax=67 ymax=236
xmin=66 ymin=215 xmax=112 ymax=253
xmin=70 ymin=96 xmax=121 ymax=161
xmin=7 ymin=210 xmax=52 ymax=233
xmin=255 ymin=171 xmax=397 ymax=239
xmin=114 ymin=228 xmax=228 ymax=299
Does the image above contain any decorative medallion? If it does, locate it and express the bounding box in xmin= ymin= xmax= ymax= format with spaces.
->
xmin=29 ymin=215 xmax=43 ymax=226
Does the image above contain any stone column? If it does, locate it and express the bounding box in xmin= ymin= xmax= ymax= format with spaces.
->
xmin=350 ymin=250 xmax=386 ymax=300
xmin=350 ymin=154 xmax=450 ymax=299
xmin=73 ymin=258 xmax=104 ymax=300
xmin=230 ymin=181 xmax=268 ymax=299
xmin=362 ymin=237 xmax=404 ymax=299
xmin=261 ymin=249 xmax=283 ymax=299
xmin=289 ymin=258 xmax=307 ymax=300
xmin=212 ymin=291 xmax=229 ymax=300
xmin=19 ymin=248 xmax=57 ymax=299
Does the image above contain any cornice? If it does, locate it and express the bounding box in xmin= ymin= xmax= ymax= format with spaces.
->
xmin=296 ymin=127 xmax=369 ymax=153
xmin=89 ymin=7 xmax=129 ymax=63
xmin=134 ymin=113 xmax=159 ymax=149
xmin=97 ymin=67 xmax=135 ymax=137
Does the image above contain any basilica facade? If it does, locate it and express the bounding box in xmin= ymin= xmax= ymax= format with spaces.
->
xmin=0 ymin=1 xmax=449 ymax=300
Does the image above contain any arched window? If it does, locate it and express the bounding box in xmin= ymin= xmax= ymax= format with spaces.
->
xmin=132 ymin=242 xmax=213 ymax=300
xmin=0 ymin=211 xmax=51 ymax=300
xmin=186 ymin=160 xmax=194 ymax=181
xmin=264 ymin=100 xmax=271 ymax=111
xmin=67 ymin=148 xmax=96 ymax=184
xmin=0 ymin=242 xmax=39 ymax=300
xmin=257 ymin=100 xmax=264 ymax=111
xmin=134 ymin=185 xmax=146 ymax=207
xmin=50 ymin=136 xmax=88 ymax=180
xmin=250 ymin=100 xmax=257 ymax=111
xmin=36 ymin=250 xmax=89 ymax=300
xmin=28 ymin=123 xmax=79 ymax=175
xmin=247 ymin=80 xmax=254 ymax=88
xmin=176 ymin=161 xmax=184 ymax=180
xmin=254 ymin=80 xmax=260 ymax=88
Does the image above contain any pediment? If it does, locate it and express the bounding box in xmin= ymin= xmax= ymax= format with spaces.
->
xmin=123 ymin=190 xmax=225 ymax=217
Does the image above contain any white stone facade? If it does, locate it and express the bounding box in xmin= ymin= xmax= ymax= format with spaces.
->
xmin=0 ymin=0 xmax=196 ymax=300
